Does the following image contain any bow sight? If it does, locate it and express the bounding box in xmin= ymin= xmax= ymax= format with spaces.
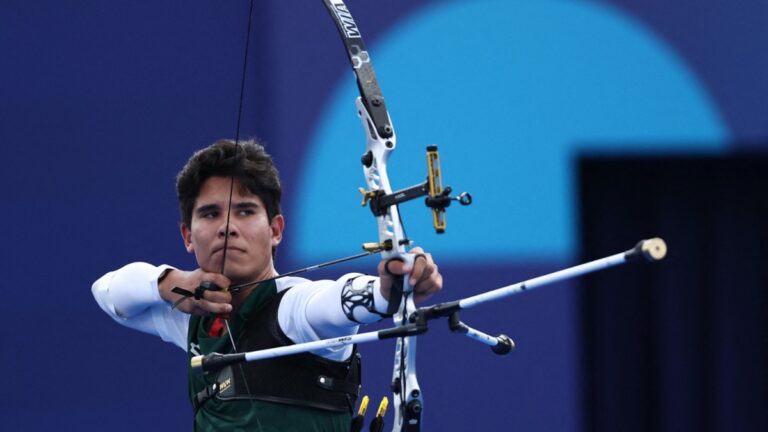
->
xmin=358 ymin=145 xmax=472 ymax=234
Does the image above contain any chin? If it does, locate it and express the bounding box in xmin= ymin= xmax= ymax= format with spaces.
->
xmin=199 ymin=257 xmax=223 ymax=273
xmin=222 ymin=267 xmax=255 ymax=284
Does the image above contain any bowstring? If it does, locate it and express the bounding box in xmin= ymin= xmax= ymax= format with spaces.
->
xmin=218 ymin=0 xmax=263 ymax=430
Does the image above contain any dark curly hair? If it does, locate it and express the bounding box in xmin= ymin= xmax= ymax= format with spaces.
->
xmin=176 ymin=138 xmax=282 ymax=231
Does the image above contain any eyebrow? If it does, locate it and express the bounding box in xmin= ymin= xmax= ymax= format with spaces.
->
xmin=194 ymin=204 xmax=221 ymax=217
xmin=194 ymin=201 xmax=260 ymax=217
xmin=233 ymin=201 xmax=260 ymax=211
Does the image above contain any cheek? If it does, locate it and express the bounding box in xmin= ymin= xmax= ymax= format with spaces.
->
xmin=190 ymin=225 xmax=213 ymax=249
xmin=249 ymin=224 xmax=274 ymax=247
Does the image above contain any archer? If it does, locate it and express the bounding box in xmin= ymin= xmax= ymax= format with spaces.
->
xmin=92 ymin=139 xmax=442 ymax=431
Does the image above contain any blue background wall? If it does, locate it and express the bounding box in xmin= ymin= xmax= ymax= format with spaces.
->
xmin=1 ymin=0 xmax=766 ymax=430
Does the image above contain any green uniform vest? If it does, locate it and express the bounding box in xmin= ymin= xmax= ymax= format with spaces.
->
xmin=187 ymin=281 xmax=356 ymax=432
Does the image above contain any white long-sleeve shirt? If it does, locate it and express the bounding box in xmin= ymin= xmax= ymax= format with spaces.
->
xmin=92 ymin=263 xmax=389 ymax=361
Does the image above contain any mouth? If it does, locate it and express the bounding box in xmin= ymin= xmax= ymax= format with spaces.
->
xmin=213 ymin=246 xmax=246 ymax=255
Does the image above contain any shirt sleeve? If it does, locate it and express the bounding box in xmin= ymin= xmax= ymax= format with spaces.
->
xmin=277 ymin=273 xmax=390 ymax=362
xmin=92 ymin=262 xmax=189 ymax=351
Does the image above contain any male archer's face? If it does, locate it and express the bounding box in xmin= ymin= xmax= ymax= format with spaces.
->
xmin=180 ymin=176 xmax=284 ymax=285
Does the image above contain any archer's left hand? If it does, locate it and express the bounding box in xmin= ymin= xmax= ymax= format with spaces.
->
xmin=378 ymin=247 xmax=442 ymax=304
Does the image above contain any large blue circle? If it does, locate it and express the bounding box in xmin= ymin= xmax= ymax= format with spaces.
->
xmin=296 ymin=0 xmax=727 ymax=263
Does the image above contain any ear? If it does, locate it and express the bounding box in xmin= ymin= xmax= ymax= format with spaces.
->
xmin=270 ymin=214 xmax=285 ymax=246
xmin=180 ymin=223 xmax=195 ymax=253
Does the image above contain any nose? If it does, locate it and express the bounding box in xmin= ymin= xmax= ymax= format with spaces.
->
xmin=218 ymin=222 xmax=239 ymax=238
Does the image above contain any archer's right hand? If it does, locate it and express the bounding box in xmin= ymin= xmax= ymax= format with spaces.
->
xmin=158 ymin=269 xmax=233 ymax=316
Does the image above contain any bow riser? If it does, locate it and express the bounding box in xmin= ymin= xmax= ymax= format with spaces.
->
xmin=356 ymin=92 xmax=422 ymax=431
xmin=348 ymin=23 xmax=422 ymax=432
xmin=356 ymin=98 xmax=406 ymax=259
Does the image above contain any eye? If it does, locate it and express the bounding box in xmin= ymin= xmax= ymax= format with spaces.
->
xmin=238 ymin=209 xmax=255 ymax=216
xmin=201 ymin=210 xmax=219 ymax=219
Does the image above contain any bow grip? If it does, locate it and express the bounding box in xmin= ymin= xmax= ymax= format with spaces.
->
xmin=384 ymin=254 xmax=414 ymax=316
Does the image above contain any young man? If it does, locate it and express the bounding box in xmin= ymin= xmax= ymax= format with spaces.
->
xmin=92 ymin=139 xmax=442 ymax=431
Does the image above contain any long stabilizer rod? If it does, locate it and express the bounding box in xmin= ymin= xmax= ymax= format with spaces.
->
xmin=459 ymin=238 xmax=666 ymax=310
xmin=191 ymin=238 xmax=667 ymax=373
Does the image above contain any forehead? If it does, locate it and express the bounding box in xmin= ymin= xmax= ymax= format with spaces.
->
xmin=195 ymin=176 xmax=262 ymax=205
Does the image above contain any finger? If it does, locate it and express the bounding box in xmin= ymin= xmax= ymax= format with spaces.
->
xmin=208 ymin=273 xmax=232 ymax=291
xmin=203 ymin=289 xmax=232 ymax=305
xmin=407 ymin=247 xmax=426 ymax=272
xmin=382 ymin=257 xmax=407 ymax=276
xmin=417 ymin=269 xmax=441 ymax=294
xmin=413 ymin=263 xmax=441 ymax=294
xmin=413 ymin=272 xmax=443 ymax=303
xmin=193 ymin=298 xmax=233 ymax=316
xmin=409 ymin=246 xmax=425 ymax=255
xmin=408 ymin=253 xmax=433 ymax=286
